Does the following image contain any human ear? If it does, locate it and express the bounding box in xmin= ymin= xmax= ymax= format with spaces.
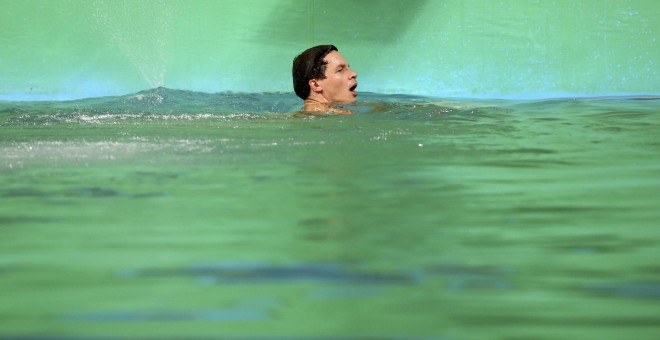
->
xmin=309 ymin=79 xmax=323 ymax=93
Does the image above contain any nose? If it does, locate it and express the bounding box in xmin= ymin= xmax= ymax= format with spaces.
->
xmin=349 ymin=67 xmax=357 ymax=79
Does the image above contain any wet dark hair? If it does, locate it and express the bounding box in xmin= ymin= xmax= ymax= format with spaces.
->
xmin=292 ymin=45 xmax=338 ymax=100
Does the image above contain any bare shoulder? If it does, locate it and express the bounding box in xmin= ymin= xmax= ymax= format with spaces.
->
xmin=329 ymin=107 xmax=353 ymax=115
xmin=292 ymin=109 xmax=352 ymax=117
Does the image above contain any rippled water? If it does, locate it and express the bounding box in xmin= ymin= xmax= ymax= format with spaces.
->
xmin=1 ymin=88 xmax=660 ymax=339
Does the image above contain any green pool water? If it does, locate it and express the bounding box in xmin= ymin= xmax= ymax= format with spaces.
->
xmin=1 ymin=88 xmax=660 ymax=339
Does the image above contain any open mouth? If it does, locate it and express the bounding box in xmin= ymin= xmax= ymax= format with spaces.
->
xmin=350 ymin=83 xmax=358 ymax=96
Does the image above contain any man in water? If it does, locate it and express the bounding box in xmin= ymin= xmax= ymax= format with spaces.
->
xmin=292 ymin=45 xmax=358 ymax=114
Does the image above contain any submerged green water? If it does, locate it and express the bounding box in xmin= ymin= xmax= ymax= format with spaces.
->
xmin=1 ymin=88 xmax=660 ymax=339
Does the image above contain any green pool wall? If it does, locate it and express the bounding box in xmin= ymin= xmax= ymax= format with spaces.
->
xmin=1 ymin=0 xmax=659 ymax=100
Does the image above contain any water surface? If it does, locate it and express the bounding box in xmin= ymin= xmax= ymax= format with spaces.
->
xmin=1 ymin=88 xmax=660 ymax=339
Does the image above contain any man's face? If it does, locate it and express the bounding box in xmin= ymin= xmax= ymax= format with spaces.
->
xmin=316 ymin=51 xmax=358 ymax=103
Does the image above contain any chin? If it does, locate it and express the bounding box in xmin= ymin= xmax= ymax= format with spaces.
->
xmin=328 ymin=93 xmax=357 ymax=104
xmin=341 ymin=95 xmax=357 ymax=103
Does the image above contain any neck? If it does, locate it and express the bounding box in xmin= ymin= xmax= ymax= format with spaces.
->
xmin=303 ymin=97 xmax=332 ymax=112
xmin=302 ymin=96 xmax=353 ymax=115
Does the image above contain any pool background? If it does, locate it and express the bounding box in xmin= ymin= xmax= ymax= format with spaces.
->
xmin=1 ymin=0 xmax=659 ymax=100
xmin=2 ymin=0 xmax=660 ymax=339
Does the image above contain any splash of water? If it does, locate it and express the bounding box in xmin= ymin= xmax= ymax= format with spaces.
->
xmin=90 ymin=0 xmax=171 ymax=88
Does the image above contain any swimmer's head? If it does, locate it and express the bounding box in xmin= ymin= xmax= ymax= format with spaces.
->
xmin=292 ymin=45 xmax=338 ymax=100
xmin=292 ymin=45 xmax=358 ymax=105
